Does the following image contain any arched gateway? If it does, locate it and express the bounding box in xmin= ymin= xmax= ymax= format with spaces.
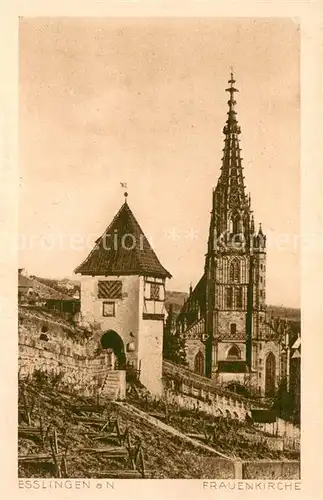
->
xmin=100 ymin=330 xmax=126 ymax=369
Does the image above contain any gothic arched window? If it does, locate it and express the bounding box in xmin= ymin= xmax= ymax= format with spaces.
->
xmin=194 ymin=350 xmax=204 ymax=375
xmin=227 ymin=345 xmax=241 ymax=360
xmin=229 ymin=260 xmax=240 ymax=282
xmin=226 ymin=287 xmax=233 ymax=308
xmin=236 ymin=287 xmax=243 ymax=308
xmin=231 ymin=212 xmax=240 ymax=234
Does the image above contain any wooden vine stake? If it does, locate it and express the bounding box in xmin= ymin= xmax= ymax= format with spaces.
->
xmin=49 ymin=435 xmax=61 ymax=478
xmin=53 ymin=428 xmax=59 ymax=455
xmin=39 ymin=415 xmax=45 ymax=449
xmin=139 ymin=445 xmax=146 ymax=479
xmin=29 ymin=396 xmax=37 ymax=422
xmin=115 ymin=418 xmax=122 ymax=446
xmin=21 ymin=384 xmax=31 ymax=426
xmin=44 ymin=423 xmax=52 ymax=444
xmin=126 ymin=431 xmax=136 ymax=470
xmin=213 ymin=426 xmax=217 ymax=444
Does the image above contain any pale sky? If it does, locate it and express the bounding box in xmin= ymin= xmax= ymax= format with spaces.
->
xmin=19 ymin=17 xmax=300 ymax=307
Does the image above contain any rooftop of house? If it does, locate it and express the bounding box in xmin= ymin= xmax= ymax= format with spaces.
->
xmin=18 ymin=273 xmax=34 ymax=288
xmin=18 ymin=270 xmax=74 ymax=301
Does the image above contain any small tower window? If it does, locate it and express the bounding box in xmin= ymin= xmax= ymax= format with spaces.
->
xmin=230 ymin=323 xmax=237 ymax=335
xmin=103 ymin=302 xmax=115 ymax=317
xmin=227 ymin=345 xmax=241 ymax=360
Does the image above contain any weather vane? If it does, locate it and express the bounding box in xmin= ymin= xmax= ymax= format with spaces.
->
xmin=120 ymin=182 xmax=128 ymax=203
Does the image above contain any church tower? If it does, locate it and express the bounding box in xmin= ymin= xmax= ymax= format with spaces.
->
xmin=176 ymin=73 xmax=280 ymax=396
xmin=204 ymin=72 xmax=267 ymax=383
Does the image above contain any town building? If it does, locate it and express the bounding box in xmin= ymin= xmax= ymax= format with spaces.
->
xmin=74 ymin=197 xmax=172 ymax=396
xmin=18 ymin=268 xmax=35 ymax=297
xmin=18 ymin=269 xmax=80 ymax=315
xmin=175 ymin=73 xmax=288 ymax=397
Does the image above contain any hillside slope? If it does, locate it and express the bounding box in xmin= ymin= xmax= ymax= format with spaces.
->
xmin=18 ymin=375 xmax=233 ymax=479
xmin=165 ymin=291 xmax=300 ymax=323
xmin=18 ymin=372 xmax=299 ymax=480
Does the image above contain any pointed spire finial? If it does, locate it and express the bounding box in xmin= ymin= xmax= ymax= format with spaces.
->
xmin=224 ymin=70 xmax=240 ymax=135
xmin=226 ymin=68 xmax=238 ymax=98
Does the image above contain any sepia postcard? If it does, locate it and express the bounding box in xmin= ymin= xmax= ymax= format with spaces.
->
xmin=1 ymin=3 xmax=323 ymax=500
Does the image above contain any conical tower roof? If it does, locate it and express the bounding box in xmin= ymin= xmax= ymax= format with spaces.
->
xmin=75 ymin=202 xmax=172 ymax=279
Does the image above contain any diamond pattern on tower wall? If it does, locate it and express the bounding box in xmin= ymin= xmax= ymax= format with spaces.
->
xmin=98 ymin=280 xmax=122 ymax=299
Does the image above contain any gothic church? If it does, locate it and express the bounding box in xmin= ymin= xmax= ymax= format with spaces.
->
xmin=175 ymin=74 xmax=287 ymax=397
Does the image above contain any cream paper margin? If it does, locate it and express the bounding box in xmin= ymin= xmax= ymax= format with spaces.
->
xmin=0 ymin=1 xmax=322 ymax=499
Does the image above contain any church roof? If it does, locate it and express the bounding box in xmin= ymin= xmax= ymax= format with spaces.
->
xmin=74 ymin=202 xmax=172 ymax=279
xmin=180 ymin=274 xmax=206 ymax=315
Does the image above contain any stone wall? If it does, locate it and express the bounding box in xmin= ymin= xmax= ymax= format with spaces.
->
xmin=164 ymin=388 xmax=245 ymax=420
xmin=18 ymin=306 xmax=97 ymax=355
xmin=242 ymin=460 xmax=300 ymax=479
xmin=18 ymin=306 xmax=126 ymax=399
xmin=163 ymin=360 xmax=252 ymax=421
xmin=19 ymin=342 xmax=126 ymax=399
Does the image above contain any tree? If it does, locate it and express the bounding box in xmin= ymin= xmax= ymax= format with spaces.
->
xmin=274 ymin=377 xmax=294 ymax=421
xmin=163 ymin=305 xmax=187 ymax=366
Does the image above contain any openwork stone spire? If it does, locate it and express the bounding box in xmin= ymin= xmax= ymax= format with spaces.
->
xmin=209 ymin=72 xmax=252 ymax=247
xmin=219 ymin=72 xmax=248 ymax=212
